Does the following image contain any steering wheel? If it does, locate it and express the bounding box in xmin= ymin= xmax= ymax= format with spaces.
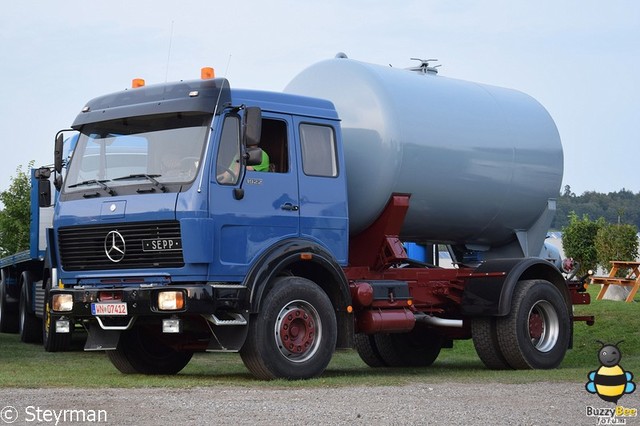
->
xmin=216 ymin=166 xmax=238 ymax=183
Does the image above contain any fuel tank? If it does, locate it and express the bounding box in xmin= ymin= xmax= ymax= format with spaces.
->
xmin=285 ymin=56 xmax=562 ymax=250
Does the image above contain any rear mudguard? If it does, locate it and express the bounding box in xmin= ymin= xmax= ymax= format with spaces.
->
xmin=461 ymin=257 xmax=569 ymax=317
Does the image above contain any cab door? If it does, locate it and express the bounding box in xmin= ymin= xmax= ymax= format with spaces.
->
xmin=208 ymin=112 xmax=300 ymax=280
xmin=293 ymin=118 xmax=349 ymax=265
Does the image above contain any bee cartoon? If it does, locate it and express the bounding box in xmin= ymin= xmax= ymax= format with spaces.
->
xmin=586 ymin=340 xmax=636 ymax=403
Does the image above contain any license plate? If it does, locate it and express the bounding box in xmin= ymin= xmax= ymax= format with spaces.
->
xmin=142 ymin=238 xmax=182 ymax=252
xmin=91 ymin=303 xmax=128 ymax=316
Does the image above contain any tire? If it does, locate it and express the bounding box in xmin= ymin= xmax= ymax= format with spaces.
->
xmin=0 ymin=273 xmax=18 ymax=333
xmin=19 ymin=278 xmax=42 ymax=343
xmin=373 ymin=328 xmax=443 ymax=367
xmin=107 ymin=325 xmax=193 ymax=375
xmin=355 ymin=333 xmax=387 ymax=367
xmin=240 ymin=276 xmax=337 ymax=380
xmin=471 ymin=317 xmax=511 ymax=370
xmin=496 ymin=279 xmax=570 ymax=369
xmin=42 ymin=279 xmax=72 ymax=352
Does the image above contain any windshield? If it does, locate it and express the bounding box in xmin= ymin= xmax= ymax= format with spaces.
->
xmin=63 ymin=113 xmax=210 ymax=194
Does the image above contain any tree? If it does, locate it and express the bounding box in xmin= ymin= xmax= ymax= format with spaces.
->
xmin=0 ymin=162 xmax=33 ymax=257
xmin=595 ymin=223 xmax=639 ymax=275
xmin=561 ymin=212 xmax=604 ymax=275
xmin=562 ymin=184 xmax=575 ymax=198
xmin=552 ymin=187 xmax=640 ymax=231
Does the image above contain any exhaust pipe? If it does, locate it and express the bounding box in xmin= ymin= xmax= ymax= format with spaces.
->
xmin=415 ymin=314 xmax=463 ymax=328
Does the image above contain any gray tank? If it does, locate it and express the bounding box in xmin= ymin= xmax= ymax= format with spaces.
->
xmin=285 ymin=56 xmax=563 ymax=258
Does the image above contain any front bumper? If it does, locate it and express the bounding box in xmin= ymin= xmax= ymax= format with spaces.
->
xmin=50 ymin=283 xmax=248 ymax=321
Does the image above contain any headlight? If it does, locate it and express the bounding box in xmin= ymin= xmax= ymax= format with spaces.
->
xmin=157 ymin=291 xmax=184 ymax=311
xmin=52 ymin=294 xmax=73 ymax=312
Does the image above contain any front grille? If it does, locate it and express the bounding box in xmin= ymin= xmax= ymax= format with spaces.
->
xmin=58 ymin=221 xmax=184 ymax=271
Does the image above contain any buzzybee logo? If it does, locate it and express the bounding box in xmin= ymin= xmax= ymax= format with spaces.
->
xmin=584 ymin=341 xmax=637 ymax=425
xmin=586 ymin=341 xmax=636 ymax=403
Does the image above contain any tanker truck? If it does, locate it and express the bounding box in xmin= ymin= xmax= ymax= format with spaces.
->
xmin=48 ymin=54 xmax=593 ymax=379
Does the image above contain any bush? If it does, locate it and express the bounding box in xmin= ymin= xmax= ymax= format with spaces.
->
xmin=595 ymin=223 xmax=639 ymax=275
xmin=562 ymin=212 xmax=604 ymax=275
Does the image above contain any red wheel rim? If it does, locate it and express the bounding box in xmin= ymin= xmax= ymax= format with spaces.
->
xmin=274 ymin=300 xmax=322 ymax=362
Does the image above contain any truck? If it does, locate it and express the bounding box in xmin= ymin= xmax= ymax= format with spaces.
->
xmin=0 ymin=164 xmax=74 ymax=351
xmin=47 ymin=54 xmax=593 ymax=379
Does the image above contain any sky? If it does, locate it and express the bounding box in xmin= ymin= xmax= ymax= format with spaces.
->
xmin=0 ymin=0 xmax=638 ymax=196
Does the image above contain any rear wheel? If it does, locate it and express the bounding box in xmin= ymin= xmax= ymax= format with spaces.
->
xmin=107 ymin=325 xmax=193 ymax=375
xmin=354 ymin=333 xmax=387 ymax=367
xmin=240 ymin=276 xmax=337 ymax=380
xmin=0 ymin=272 xmax=18 ymax=333
xmin=496 ymin=279 xmax=570 ymax=369
xmin=471 ymin=317 xmax=511 ymax=369
xmin=19 ymin=278 xmax=42 ymax=343
xmin=373 ymin=328 xmax=443 ymax=367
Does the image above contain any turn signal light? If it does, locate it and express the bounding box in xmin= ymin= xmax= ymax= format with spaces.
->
xmin=158 ymin=291 xmax=185 ymax=311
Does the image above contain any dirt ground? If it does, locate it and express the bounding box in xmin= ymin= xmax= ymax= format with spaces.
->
xmin=0 ymin=382 xmax=631 ymax=425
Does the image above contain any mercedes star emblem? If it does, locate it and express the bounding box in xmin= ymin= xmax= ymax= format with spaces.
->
xmin=104 ymin=230 xmax=126 ymax=263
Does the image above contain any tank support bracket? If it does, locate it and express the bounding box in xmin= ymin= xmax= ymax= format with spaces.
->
xmin=349 ymin=194 xmax=410 ymax=271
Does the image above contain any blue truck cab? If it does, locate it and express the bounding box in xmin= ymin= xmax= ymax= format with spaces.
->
xmin=49 ymin=76 xmax=352 ymax=378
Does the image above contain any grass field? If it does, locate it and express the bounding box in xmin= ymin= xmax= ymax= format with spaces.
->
xmin=0 ymin=286 xmax=638 ymax=388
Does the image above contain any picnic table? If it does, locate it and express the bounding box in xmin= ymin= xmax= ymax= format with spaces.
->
xmin=590 ymin=261 xmax=640 ymax=303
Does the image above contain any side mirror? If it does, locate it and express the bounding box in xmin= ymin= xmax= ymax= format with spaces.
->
xmin=54 ymin=132 xmax=64 ymax=174
xmin=38 ymin=179 xmax=52 ymax=207
xmin=245 ymin=147 xmax=263 ymax=167
xmin=243 ymin=107 xmax=262 ymax=147
xmin=35 ymin=167 xmax=52 ymax=206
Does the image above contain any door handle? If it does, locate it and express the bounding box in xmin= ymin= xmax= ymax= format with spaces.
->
xmin=281 ymin=203 xmax=299 ymax=211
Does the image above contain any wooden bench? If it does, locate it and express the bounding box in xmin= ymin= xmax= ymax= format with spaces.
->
xmin=590 ymin=261 xmax=640 ymax=303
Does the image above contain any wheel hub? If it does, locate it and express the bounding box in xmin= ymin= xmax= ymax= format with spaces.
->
xmin=527 ymin=300 xmax=559 ymax=353
xmin=529 ymin=311 xmax=544 ymax=340
xmin=279 ymin=308 xmax=315 ymax=354
xmin=274 ymin=300 xmax=322 ymax=362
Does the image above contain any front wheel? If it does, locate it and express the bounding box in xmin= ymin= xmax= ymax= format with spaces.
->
xmin=240 ymin=276 xmax=337 ymax=380
xmin=107 ymin=325 xmax=193 ymax=375
xmin=496 ymin=279 xmax=571 ymax=369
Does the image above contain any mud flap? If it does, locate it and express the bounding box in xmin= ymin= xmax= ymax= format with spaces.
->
xmin=205 ymin=321 xmax=249 ymax=351
xmin=84 ymin=323 xmax=120 ymax=351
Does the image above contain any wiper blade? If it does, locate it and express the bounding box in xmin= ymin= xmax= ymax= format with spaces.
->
xmin=113 ymin=174 xmax=166 ymax=192
xmin=68 ymin=179 xmax=116 ymax=196
xmin=68 ymin=179 xmax=109 ymax=188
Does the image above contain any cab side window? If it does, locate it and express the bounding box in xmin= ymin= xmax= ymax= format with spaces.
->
xmin=216 ymin=116 xmax=290 ymax=183
xmin=300 ymin=124 xmax=338 ymax=177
